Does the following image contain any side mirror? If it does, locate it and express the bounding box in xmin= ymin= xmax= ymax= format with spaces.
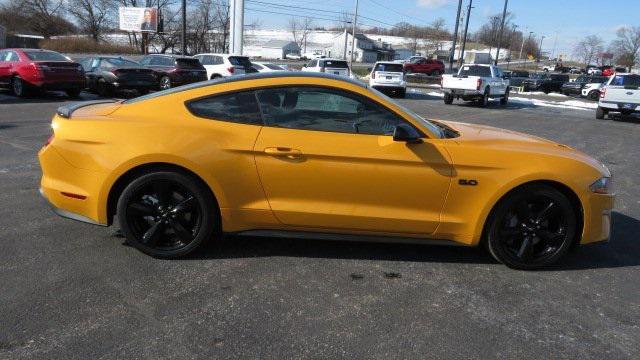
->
xmin=393 ymin=124 xmax=422 ymax=144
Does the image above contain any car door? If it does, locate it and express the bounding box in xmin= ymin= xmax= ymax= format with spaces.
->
xmin=0 ymin=50 xmax=9 ymax=86
xmin=253 ymin=86 xmax=453 ymax=235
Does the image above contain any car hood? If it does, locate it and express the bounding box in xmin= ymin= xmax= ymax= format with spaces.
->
xmin=439 ymin=121 xmax=609 ymax=175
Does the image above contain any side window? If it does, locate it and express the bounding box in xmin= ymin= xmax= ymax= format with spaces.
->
xmin=255 ymin=87 xmax=406 ymax=135
xmin=0 ymin=51 xmax=6 ymax=61
xmin=139 ymin=57 xmax=151 ymax=65
xmin=187 ymin=91 xmax=262 ymax=125
xmin=307 ymin=60 xmax=317 ymax=67
xmin=163 ymin=57 xmax=175 ymax=66
xmin=90 ymin=58 xmax=101 ymax=69
xmin=213 ymin=56 xmax=223 ymax=65
xmin=78 ymin=58 xmax=92 ymax=71
xmin=6 ymin=51 xmax=19 ymax=62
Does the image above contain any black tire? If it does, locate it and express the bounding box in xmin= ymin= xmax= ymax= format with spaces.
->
xmin=443 ymin=93 xmax=454 ymax=104
xmin=11 ymin=76 xmax=27 ymax=97
xmin=485 ymin=184 xmax=578 ymax=270
xmin=588 ymin=90 xmax=599 ymax=101
xmin=210 ymin=74 xmax=222 ymax=80
xmin=479 ymin=87 xmax=489 ymax=107
xmin=500 ymin=87 xmax=509 ymax=105
xmin=65 ymin=89 xmax=82 ymax=98
xmin=159 ymin=76 xmax=171 ymax=90
xmin=595 ymin=106 xmax=606 ymax=119
xmin=398 ymin=88 xmax=406 ymax=98
xmin=97 ymin=79 xmax=113 ymax=97
xmin=117 ymin=171 xmax=219 ymax=259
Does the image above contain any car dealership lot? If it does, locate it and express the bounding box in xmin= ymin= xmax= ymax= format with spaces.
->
xmin=1 ymin=90 xmax=639 ymax=359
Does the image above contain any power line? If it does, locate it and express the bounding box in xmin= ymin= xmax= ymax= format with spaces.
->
xmin=245 ymin=7 xmax=347 ymax=23
xmin=366 ymin=0 xmax=431 ymax=26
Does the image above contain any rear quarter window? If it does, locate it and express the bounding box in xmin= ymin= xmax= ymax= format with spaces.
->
xmin=186 ymin=91 xmax=262 ymax=125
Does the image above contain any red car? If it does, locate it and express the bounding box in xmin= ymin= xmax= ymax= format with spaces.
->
xmin=403 ymin=57 xmax=445 ymax=76
xmin=0 ymin=48 xmax=85 ymax=97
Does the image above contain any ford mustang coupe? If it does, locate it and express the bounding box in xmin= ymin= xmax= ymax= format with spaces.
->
xmin=38 ymin=73 xmax=614 ymax=269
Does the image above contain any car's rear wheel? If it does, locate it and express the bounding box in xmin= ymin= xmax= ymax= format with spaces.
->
xmin=11 ymin=76 xmax=27 ymax=97
xmin=595 ymin=106 xmax=606 ymax=119
xmin=500 ymin=87 xmax=509 ymax=105
xmin=485 ymin=184 xmax=578 ymax=270
xmin=66 ymin=89 xmax=82 ymax=98
xmin=444 ymin=93 xmax=454 ymax=104
xmin=159 ymin=76 xmax=171 ymax=90
xmin=117 ymin=171 xmax=218 ymax=259
xmin=588 ymin=90 xmax=599 ymax=101
xmin=479 ymin=88 xmax=490 ymax=107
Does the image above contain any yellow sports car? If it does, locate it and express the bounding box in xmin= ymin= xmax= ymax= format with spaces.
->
xmin=38 ymin=73 xmax=614 ymax=269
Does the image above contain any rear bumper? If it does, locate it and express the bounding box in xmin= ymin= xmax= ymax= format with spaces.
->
xmin=112 ymin=79 xmax=156 ymax=89
xmin=38 ymin=145 xmax=108 ymax=226
xmin=444 ymin=89 xmax=482 ymax=97
xmin=31 ymin=79 xmax=86 ymax=90
xmin=598 ymin=101 xmax=640 ymax=112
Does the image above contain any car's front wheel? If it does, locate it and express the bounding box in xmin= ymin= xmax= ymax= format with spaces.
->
xmin=588 ymin=90 xmax=600 ymax=101
xmin=117 ymin=171 xmax=219 ymax=259
xmin=485 ymin=184 xmax=578 ymax=270
xmin=159 ymin=76 xmax=171 ymax=90
xmin=11 ymin=76 xmax=27 ymax=97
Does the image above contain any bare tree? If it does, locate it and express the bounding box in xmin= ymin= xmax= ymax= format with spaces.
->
xmin=14 ymin=0 xmax=73 ymax=38
xmin=573 ymin=35 xmax=603 ymax=66
xmin=67 ymin=0 xmax=116 ymax=41
xmin=288 ymin=17 xmax=313 ymax=53
xmin=610 ymin=26 xmax=640 ymax=71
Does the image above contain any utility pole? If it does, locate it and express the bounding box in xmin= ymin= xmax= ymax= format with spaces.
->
xmin=229 ymin=0 xmax=245 ymax=55
xmin=181 ymin=0 xmax=186 ymax=55
xmin=506 ymin=24 xmax=517 ymax=68
xmin=494 ymin=0 xmax=509 ymax=65
xmin=449 ymin=0 xmax=463 ymax=71
xmin=537 ymin=35 xmax=545 ymax=63
xmin=519 ymin=30 xmax=532 ymax=60
xmin=349 ymin=0 xmax=359 ymax=66
xmin=458 ymin=0 xmax=473 ymax=68
xmin=342 ymin=22 xmax=351 ymax=60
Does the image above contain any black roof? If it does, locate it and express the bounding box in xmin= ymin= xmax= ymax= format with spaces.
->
xmin=142 ymin=53 xmax=193 ymax=59
xmin=124 ymin=72 xmax=366 ymax=104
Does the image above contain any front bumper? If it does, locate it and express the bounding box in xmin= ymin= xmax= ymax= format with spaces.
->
xmin=581 ymin=193 xmax=615 ymax=244
xmin=561 ymin=86 xmax=582 ymax=95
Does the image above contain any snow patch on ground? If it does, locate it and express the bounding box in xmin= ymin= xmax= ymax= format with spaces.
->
xmin=510 ymin=97 xmax=597 ymax=111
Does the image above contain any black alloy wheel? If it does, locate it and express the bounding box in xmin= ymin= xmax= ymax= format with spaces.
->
xmin=588 ymin=90 xmax=600 ymax=101
xmin=486 ymin=184 xmax=577 ymax=269
xmin=117 ymin=171 xmax=218 ymax=258
xmin=159 ymin=76 xmax=171 ymax=90
xmin=12 ymin=76 xmax=26 ymax=97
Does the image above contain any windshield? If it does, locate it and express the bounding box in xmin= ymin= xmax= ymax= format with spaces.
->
xmin=229 ymin=56 xmax=252 ymax=67
xmin=104 ymin=58 xmax=140 ymax=67
xmin=610 ymin=74 xmax=640 ymax=87
xmin=459 ymin=65 xmax=492 ymax=77
xmin=322 ymin=60 xmax=349 ymax=69
xmin=368 ymin=86 xmax=442 ymax=138
xmin=24 ymin=50 xmax=68 ymax=61
xmin=374 ymin=63 xmax=404 ymax=72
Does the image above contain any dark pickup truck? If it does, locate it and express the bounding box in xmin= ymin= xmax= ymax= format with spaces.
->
xmin=522 ymin=73 xmax=570 ymax=93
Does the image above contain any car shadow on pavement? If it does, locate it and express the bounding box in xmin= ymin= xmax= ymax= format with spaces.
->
xmin=185 ymin=211 xmax=640 ymax=270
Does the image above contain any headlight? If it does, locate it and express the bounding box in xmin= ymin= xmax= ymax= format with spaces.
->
xmin=590 ymin=177 xmax=613 ymax=194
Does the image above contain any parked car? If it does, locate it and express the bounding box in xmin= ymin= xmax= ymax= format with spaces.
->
xmin=522 ymin=73 xmax=569 ymax=93
xmin=441 ymin=64 xmax=510 ymax=107
xmin=250 ymin=62 xmax=286 ymax=73
xmin=192 ymin=53 xmax=257 ymax=79
xmin=596 ymin=73 xmax=640 ymax=119
xmin=403 ymin=57 xmax=445 ymax=76
xmin=569 ymin=67 xmax=582 ymax=74
xmin=587 ymin=67 xmax=602 ymax=75
xmin=78 ymin=56 xmax=156 ymax=96
xmin=561 ymin=75 xmax=607 ymax=96
xmin=39 ymin=72 xmax=614 ymax=269
xmin=503 ymin=70 xmax=530 ymax=87
xmin=284 ymin=53 xmax=303 ymax=60
xmin=368 ymin=61 xmax=406 ymax=97
xmin=580 ymin=77 xmax=609 ymax=101
xmin=139 ymin=54 xmax=207 ymax=90
xmin=301 ymin=58 xmax=350 ymax=77
xmin=0 ymin=48 xmax=85 ymax=97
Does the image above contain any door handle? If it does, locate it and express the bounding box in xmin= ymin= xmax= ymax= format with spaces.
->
xmin=264 ymin=147 xmax=303 ymax=159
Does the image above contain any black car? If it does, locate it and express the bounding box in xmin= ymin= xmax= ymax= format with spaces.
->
xmin=78 ymin=56 xmax=156 ymax=96
xmin=504 ymin=70 xmax=530 ymax=88
xmin=561 ymin=75 xmax=608 ymax=96
xmin=522 ymin=73 xmax=570 ymax=93
xmin=138 ymin=54 xmax=207 ymax=90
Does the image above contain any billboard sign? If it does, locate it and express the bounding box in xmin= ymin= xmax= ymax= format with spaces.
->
xmin=119 ymin=7 xmax=157 ymax=32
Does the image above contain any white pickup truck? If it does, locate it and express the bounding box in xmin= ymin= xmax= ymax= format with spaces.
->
xmin=441 ymin=64 xmax=510 ymax=107
xmin=597 ymin=73 xmax=640 ymax=119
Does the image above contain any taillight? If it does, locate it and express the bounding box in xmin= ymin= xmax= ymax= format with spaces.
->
xmin=320 ymin=67 xmax=325 ymax=73
xmin=371 ymin=71 xmax=375 ymax=79
xmin=227 ymin=66 xmax=235 ymax=74
xmin=600 ymin=87 xmax=606 ymax=98
xmin=44 ymin=133 xmax=54 ymax=147
xmin=477 ymin=78 xmax=483 ymax=91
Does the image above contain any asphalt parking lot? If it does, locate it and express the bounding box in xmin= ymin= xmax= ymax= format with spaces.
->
xmin=1 ymin=89 xmax=639 ymax=359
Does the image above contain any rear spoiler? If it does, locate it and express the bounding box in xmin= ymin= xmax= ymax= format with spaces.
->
xmin=56 ymin=100 xmax=118 ymax=118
